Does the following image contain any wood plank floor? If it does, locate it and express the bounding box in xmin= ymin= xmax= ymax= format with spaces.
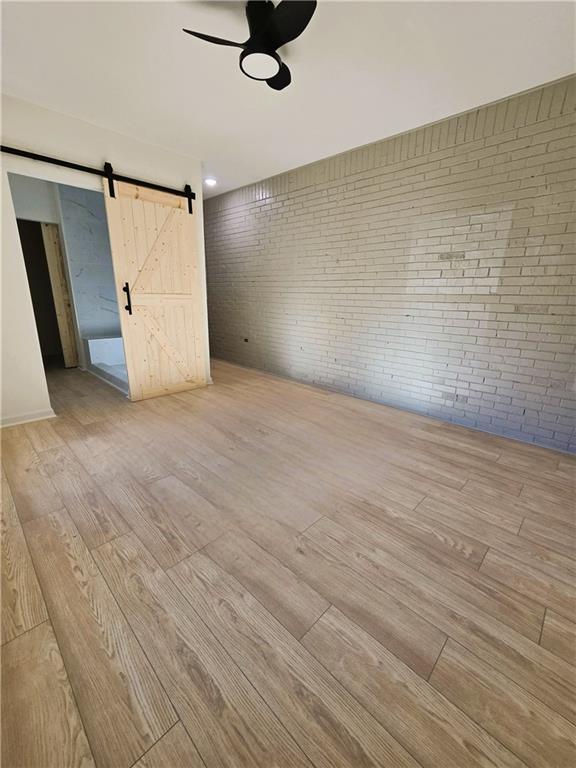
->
xmin=1 ymin=359 xmax=575 ymax=768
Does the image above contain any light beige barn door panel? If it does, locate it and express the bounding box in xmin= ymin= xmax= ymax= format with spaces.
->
xmin=103 ymin=181 xmax=209 ymax=401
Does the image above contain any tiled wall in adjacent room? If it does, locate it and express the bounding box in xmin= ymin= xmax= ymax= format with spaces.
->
xmin=204 ymin=76 xmax=575 ymax=451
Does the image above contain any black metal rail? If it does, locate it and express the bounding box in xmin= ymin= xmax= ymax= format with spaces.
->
xmin=1 ymin=144 xmax=196 ymax=213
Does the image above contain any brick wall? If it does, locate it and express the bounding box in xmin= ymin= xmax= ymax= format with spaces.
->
xmin=204 ymin=77 xmax=576 ymax=452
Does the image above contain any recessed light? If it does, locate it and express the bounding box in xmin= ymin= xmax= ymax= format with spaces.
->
xmin=204 ymin=178 xmax=217 ymax=187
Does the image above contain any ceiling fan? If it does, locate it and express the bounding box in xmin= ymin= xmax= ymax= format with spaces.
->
xmin=183 ymin=0 xmax=317 ymax=91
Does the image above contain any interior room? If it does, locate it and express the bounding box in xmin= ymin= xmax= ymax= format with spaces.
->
xmin=1 ymin=2 xmax=575 ymax=768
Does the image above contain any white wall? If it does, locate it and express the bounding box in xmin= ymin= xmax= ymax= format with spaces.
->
xmin=1 ymin=173 xmax=54 ymax=425
xmin=1 ymin=94 xmax=209 ymax=426
xmin=8 ymin=174 xmax=60 ymax=223
xmin=3 ymin=173 xmax=64 ymax=424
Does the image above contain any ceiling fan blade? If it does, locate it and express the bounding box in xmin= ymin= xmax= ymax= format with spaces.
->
xmin=245 ymin=0 xmax=275 ymax=38
xmin=264 ymin=0 xmax=317 ymax=49
xmin=182 ymin=28 xmax=245 ymax=48
xmin=266 ymin=62 xmax=291 ymax=90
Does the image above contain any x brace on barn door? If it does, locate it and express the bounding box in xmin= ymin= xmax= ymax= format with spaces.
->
xmin=1 ymin=145 xmax=196 ymax=213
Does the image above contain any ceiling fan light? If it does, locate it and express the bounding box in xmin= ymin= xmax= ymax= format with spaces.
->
xmin=239 ymin=50 xmax=281 ymax=81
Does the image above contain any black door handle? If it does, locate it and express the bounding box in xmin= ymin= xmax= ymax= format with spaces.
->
xmin=122 ymin=282 xmax=132 ymax=315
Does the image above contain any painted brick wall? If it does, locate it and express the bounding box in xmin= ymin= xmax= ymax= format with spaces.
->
xmin=204 ymin=77 xmax=576 ymax=452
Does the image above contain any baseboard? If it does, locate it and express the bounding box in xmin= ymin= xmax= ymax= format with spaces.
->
xmin=85 ymin=365 xmax=129 ymax=397
xmin=0 ymin=408 xmax=56 ymax=428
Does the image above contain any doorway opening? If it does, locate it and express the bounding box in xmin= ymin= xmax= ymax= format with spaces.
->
xmin=9 ymin=168 xmax=210 ymax=411
xmin=17 ymin=220 xmax=66 ymax=371
xmin=10 ymin=173 xmax=129 ymax=395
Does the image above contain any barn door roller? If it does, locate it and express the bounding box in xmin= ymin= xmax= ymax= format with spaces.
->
xmin=104 ymin=162 xmax=115 ymax=198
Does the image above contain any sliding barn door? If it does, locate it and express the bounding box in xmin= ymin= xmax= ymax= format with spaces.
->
xmin=103 ymin=181 xmax=209 ymax=401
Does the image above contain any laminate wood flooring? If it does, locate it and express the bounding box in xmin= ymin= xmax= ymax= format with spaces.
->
xmin=2 ymin=360 xmax=575 ymax=767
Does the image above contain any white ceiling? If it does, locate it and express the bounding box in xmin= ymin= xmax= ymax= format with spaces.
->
xmin=2 ymin=1 xmax=574 ymax=196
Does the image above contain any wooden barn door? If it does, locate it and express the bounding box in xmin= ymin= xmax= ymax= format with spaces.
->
xmin=103 ymin=181 xmax=209 ymax=401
